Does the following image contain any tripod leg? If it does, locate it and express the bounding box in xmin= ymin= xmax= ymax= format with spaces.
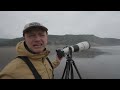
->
xmin=61 ymin=61 xmax=68 ymax=79
xmin=65 ymin=61 xmax=71 ymax=79
xmin=70 ymin=61 xmax=74 ymax=79
xmin=72 ymin=60 xmax=82 ymax=79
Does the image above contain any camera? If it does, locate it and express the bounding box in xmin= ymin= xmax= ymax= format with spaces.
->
xmin=56 ymin=41 xmax=90 ymax=59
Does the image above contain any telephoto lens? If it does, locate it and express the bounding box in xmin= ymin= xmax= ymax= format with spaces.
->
xmin=62 ymin=41 xmax=90 ymax=54
xmin=56 ymin=41 xmax=90 ymax=58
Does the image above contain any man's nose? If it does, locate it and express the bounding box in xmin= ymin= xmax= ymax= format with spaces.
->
xmin=35 ymin=36 xmax=41 ymax=41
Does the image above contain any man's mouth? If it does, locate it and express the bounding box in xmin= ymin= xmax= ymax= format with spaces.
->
xmin=33 ymin=43 xmax=43 ymax=48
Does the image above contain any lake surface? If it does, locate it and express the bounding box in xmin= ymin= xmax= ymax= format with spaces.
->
xmin=0 ymin=46 xmax=120 ymax=79
xmin=53 ymin=46 xmax=120 ymax=79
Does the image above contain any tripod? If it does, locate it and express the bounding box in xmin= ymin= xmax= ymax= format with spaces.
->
xmin=61 ymin=47 xmax=82 ymax=79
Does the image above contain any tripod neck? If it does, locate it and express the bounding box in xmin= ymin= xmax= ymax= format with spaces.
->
xmin=66 ymin=55 xmax=74 ymax=62
xmin=67 ymin=47 xmax=73 ymax=58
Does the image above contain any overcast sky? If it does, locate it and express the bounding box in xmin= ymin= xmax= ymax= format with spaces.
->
xmin=0 ymin=11 xmax=120 ymax=39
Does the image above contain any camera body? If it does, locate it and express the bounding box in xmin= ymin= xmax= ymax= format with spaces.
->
xmin=56 ymin=41 xmax=90 ymax=59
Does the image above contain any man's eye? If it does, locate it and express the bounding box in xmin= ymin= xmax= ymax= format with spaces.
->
xmin=39 ymin=34 xmax=45 ymax=37
xmin=29 ymin=34 xmax=35 ymax=37
xmin=41 ymin=35 xmax=45 ymax=36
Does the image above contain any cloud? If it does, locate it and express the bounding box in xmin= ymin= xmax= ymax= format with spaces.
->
xmin=0 ymin=11 xmax=120 ymax=39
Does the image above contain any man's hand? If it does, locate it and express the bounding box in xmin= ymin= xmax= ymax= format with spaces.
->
xmin=56 ymin=49 xmax=64 ymax=60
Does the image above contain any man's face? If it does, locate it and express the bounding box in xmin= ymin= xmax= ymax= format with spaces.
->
xmin=24 ymin=28 xmax=48 ymax=54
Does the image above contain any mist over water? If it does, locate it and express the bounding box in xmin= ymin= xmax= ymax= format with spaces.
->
xmin=0 ymin=45 xmax=120 ymax=79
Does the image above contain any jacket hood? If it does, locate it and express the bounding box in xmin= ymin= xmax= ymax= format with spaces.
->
xmin=16 ymin=41 xmax=50 ymax=60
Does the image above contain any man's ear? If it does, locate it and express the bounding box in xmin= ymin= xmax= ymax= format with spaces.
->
xmin=23 ymin=36 xmax=25 ymax=40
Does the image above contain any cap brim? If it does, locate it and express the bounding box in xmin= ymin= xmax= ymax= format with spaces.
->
xmin=23 ymin=26 xmax=48 ymax=34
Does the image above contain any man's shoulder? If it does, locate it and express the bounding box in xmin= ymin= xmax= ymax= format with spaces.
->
xmin=1 ymin=57 xmax=26 ymax=72
xmin=11 ymin=57 xmax=26 ymax=65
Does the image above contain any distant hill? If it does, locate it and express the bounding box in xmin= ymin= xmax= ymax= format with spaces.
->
xmin=48 ymin=34 xmax=120 ymax=46
xmin=0 ymin=34 xmax=120 ymax=47
xmin=0 ymin=37 xmax=23 ymax=46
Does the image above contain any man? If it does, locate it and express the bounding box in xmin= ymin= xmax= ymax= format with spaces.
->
xmin=0 ymin=22 xmax=63 ymax=79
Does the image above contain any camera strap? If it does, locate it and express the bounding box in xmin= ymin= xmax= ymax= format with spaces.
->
xmin=17 ymin=56 xmax=53 ymax=79
xmin=17 ymin=56 xmax=42 ymax=79
xmin=46 ymin=57 xmax=53 ymax=69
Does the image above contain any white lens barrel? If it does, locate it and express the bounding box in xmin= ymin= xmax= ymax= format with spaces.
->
xmin=76 ymin=41 xmax=90 ymax=51
xmin=62 ymin=41 xmax=90 ymax=54
xmin=62 ymin=46 xmax=74 ymax=54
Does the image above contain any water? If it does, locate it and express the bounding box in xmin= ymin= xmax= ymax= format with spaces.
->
xmin=53 ymin=46 xmax=120 ymax=79
xmin=0 ymin=46 xmax=120 ymax=79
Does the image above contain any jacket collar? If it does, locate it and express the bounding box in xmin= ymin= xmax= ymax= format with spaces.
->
xmin=16 ymin=41 xmax=50 ymax=60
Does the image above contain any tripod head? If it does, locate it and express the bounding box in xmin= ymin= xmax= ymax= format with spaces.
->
xmin=66 ymin=47 xmax=73 ymax=59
